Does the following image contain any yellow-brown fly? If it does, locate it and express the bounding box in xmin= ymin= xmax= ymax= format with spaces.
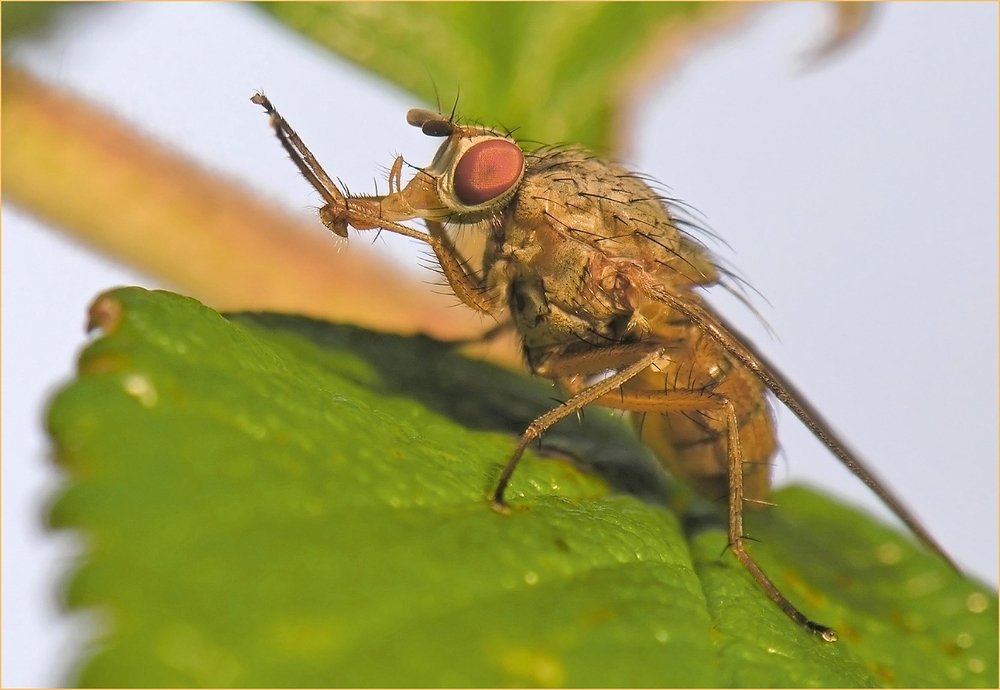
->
xmin=252 ymin=93 xmax=958 ymax=641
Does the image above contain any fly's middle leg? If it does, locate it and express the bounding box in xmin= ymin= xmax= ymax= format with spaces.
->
xmin=490 ymin=346 xmax=665 ymax=511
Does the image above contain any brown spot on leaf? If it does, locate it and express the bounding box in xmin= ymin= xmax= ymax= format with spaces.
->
xmin=87 ymin=294 xmax=123 ymax=335
xmin=79 ymin=352 xmax=128 ymax=376
xmin=873 ymin=664 xmax=895 ymax=684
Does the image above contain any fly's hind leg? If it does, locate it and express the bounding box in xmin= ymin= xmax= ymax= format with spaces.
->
xmin=586 ymin=386 xmax=838 ymax=642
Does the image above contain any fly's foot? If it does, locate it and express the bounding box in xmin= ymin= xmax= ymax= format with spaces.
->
xmin=489 ymin=493 xmax=511 ymax=515
xmin=809 ymin=623 xmax=838 ymax=643
xmin=319 ymin=205 xmax=349 ymax=238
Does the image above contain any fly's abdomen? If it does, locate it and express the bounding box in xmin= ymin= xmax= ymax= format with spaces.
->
xmin=626 ymin=333 xmax=777 ymax=505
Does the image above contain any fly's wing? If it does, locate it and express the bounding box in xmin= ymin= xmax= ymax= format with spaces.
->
xmin=632 ymin=272 xmax=959 ymax=571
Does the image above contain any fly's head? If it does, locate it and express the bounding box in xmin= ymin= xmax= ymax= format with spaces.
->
xmin=397 ymin=109 xmax=526 ymax=225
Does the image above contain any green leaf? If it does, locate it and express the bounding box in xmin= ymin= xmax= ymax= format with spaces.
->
xmin=47 ymin=288 xmax=997 ymax=687
xmin=1 ymin=1 xmax=75 ymax=42
xmin=256 ymin=1 xmax=727 ymax=153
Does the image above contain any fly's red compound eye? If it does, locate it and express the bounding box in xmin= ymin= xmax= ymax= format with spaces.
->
xmin=453 ymin=139 xmax=524 ymax=206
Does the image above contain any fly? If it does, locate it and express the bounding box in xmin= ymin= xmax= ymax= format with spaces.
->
xmin=252 ymin=93 xmax=958 ymax=641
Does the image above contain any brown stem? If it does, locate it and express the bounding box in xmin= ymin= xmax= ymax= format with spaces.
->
xmin=2 ymin=67 xmax=505 ymax=347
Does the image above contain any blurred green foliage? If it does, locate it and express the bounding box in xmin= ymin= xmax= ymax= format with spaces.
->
xmin=1 ymin=1 xmax=74 ymax=41
xmin=258 ymin=1 xmax=715 ymax=153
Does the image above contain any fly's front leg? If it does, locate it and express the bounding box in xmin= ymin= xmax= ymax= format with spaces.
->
xmin=332 ymin=212 xmax=501 ymax=314
xmin=252 ymin=93 xmax=350 ymax=237
xmin=322 ymin=208 xmax=499 ymax=315
xmin=424 ymin=220 xmax=498 ymax=314
xmin=329 ymin=212 xmax=499 ymax=316
xmin=585 ymin=386 xmax=838 ymax=642
xmin=253 ymin=93 xmax=500 ymax=317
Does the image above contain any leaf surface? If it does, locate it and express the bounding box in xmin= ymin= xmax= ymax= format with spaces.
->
xmin=48 ymin=288 xmax=997 ymax=687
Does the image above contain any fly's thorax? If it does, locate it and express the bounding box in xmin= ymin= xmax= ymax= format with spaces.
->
xmin=471 ymin=143 xmax=725 ymax=373
xmin=478 ymin=148 xmax=699 ymax=369
xmin=515 ymin=148 xmax=720 ymax=286
xmin=515 ymin=149 xmax=677 ymax=247
xmin=489 ymin=252 xmax=629 ymax=372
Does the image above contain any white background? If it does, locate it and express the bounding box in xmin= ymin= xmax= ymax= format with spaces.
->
xmin=3 ymin=3 xmax=997 ymax=686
